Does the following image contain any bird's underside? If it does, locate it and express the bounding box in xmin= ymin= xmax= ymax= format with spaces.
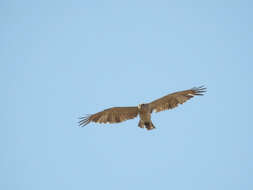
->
xmin=79 ymin=86 xmax=206 ymax=130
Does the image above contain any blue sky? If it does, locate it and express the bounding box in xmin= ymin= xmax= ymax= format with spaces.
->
xmin=1 ymin=0 xmax=253 ymax=189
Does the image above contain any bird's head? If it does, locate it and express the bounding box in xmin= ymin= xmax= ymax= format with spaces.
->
xmin=138 ymin=103 xmax=145 ymax=109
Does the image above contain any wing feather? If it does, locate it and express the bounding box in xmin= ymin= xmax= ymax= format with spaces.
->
xmin=79 ymin=106 xmax=139 ymax=127
xmin=149 ymin=86 xmax=206 ymax=113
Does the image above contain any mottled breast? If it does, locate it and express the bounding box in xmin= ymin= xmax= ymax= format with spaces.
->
xmin=138 ymin=104 xmax=151 ymax=121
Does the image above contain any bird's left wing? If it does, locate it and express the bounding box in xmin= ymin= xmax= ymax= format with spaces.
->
xmin=79 ymin=106 xmax=139 ymax=127
xmin=149 ymin=86 xmax=206 ymax=113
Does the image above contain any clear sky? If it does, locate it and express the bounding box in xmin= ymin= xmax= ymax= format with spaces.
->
xmin=1 ymin=0 xmax=253 ymax=189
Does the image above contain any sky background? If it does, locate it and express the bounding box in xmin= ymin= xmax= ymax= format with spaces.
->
xmin=1 ymin=0 xmax=253 ymax=189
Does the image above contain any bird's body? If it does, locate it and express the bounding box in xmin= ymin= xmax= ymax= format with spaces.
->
xmin=79 ymin=86 xmax=206 ymax=130
xmin=137 ymin=104 xmax=155 ymax=130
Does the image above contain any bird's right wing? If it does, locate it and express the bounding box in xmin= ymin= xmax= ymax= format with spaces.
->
xmin=79 ymin=106 xmax=139 ymax=127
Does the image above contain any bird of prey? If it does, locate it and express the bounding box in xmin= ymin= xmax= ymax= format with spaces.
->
xmin=79 ymin=86 xmax=206 ymax=130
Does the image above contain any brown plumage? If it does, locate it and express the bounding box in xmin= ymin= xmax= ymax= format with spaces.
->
xmin=79 ymin=86 xmax=206 ymax=130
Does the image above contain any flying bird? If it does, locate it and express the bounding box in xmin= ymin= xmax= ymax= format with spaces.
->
xmin=79 ymin=86 xmax=206 ymax=130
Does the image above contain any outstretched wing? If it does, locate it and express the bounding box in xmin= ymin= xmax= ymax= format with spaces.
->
xmin=79 ymin=106 xmax=139 ymax=127
xmin=149 ymin=86 xmax=206 ymax=113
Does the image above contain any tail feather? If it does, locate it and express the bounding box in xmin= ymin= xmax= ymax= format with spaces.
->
xmin=138 ymin=120 xmax=145 ymax=128
xmin=138 ymin=120 xmax=156 ymax=130
xmin=144 ymin=122 xmax=156 ymax=130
